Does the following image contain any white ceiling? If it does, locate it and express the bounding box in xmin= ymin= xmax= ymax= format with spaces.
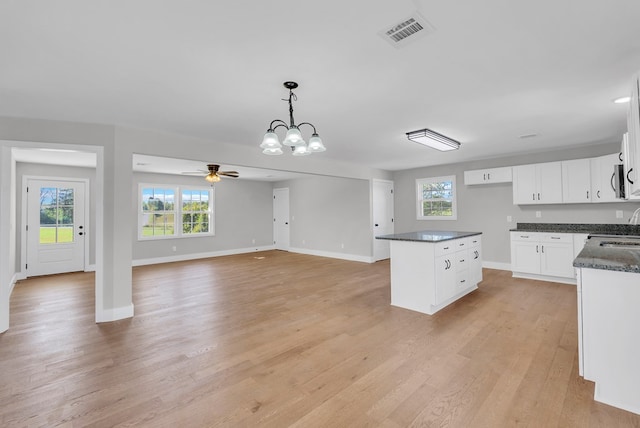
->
xmin=2 ymin=1 xmax=640 ymax=172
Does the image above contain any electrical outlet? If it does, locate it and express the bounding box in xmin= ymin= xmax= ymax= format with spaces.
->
xmin=252 ymin=238 xmax=256 ymax=244
xmin=616 ymin=210 xmax=624 ymax=219
xmin=172 ymin=246 xmax=177 ymax=252
xmin=535 ymin=211 xmax=542 ymax=218
xmin=341 ymin=243 xmax=345 ymax=249
xmin=507 ymin=215 xmax=512 ymax=222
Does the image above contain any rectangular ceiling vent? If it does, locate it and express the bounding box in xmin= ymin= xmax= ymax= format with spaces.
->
xmin=378 ymin=12 xmax=435 ymax=49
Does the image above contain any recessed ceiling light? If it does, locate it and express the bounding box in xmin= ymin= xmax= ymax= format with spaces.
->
xmin=519 ymin=133 xmax=538 ymax=139
xmin=613 ymin=96 xmax=631 ymax=104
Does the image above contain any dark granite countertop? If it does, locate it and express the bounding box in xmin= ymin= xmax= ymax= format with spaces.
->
xmin=376 ymin=230 xmax=482 ymax=243
xmin=510 ymin=223 xmax=640 ymax=235
xmin=573 ymin=235 xmax=640 ymax=273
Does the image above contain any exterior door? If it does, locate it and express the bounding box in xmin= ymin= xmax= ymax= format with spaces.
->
xmin=27 ymin=179 xmax=86 ymax=276
xmin=273 ymin=188 xmax=290 ymax=251
xmin=373 ymin=179 xmax=394 ymax=261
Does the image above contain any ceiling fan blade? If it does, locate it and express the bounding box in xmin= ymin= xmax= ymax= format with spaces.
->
xmin=181 ymin=171 xmax=205 ymax=175
xmin=218 ymin=171 xmax=239 ymax=178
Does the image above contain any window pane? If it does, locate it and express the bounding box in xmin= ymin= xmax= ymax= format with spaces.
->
xmin=40 ymin=188 xmax=56 ymax=206
xmin=57 ymin=226 xmax=74 ymax=243
xmin=59 ymin=207 xmax=74 ymax=225
xmin=142 ymin=188 xmax=154 ymax=211
xmin=40 ymin=207 xmax=57 ymax=225
xmin=58 ymin=188 xmax=74 ymax=205
xmin=40 ymin=227 xmax=56 ymax=244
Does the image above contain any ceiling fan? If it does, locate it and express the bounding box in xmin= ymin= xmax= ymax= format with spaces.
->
xmin=182 ymin=164 xmax=239 ymax=183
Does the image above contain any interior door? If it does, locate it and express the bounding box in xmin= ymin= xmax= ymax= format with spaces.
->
xmin=373 ymin=179 xmax=394 ymax=261
xmin=273 ymin=187 xmax=290 ymax=251
xmin=27 ymin=179 xmax=86 ymax=276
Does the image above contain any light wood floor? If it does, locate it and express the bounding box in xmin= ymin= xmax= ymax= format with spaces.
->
xmin=2 ymin=251 xmax=640 ymax=427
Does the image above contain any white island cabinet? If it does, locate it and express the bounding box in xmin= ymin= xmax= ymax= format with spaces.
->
xmin=574 ymin=235 xmax=640 ymax=415
xmin=377 ymin=231 xmax=482 ymax=315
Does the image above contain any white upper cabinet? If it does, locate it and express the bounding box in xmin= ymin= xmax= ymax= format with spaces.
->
xmin=562 ymin=158 xmax=591 ymax=203
xmin=590 ymin=153 xmax=619 ymax=203
xmin=512 ymin=162 xmax=563 ymax=204
xmin=626 ymin=74 xmax=640 ymax=197
xmin=464 ymin=167 xmax=512 ymax=185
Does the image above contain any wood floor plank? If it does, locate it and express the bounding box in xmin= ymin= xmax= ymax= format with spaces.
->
xmin=1 ymin=251 xmax=640 ymax=427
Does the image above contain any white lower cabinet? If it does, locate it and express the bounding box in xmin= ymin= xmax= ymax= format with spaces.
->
xmin=390 ymin=235 xmax=483 ymax=315
xmin=510 ymin=232 xmax=575 ymax=282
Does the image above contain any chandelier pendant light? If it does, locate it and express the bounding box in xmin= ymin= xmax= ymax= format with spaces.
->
xmin=260 ymin=81 xmax=326 ymax=156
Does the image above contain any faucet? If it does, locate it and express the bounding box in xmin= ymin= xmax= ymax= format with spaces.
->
xmin=631 ymin=207 xmax=640 ymax=225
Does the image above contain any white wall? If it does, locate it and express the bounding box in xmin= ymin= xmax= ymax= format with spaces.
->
xmin=132 ymin=172 xmax=274 ymax=262
xmin=275 ymin=175 xmax=372 ymax=260
xmin=393 ymin=142 xmax=640 ymax=266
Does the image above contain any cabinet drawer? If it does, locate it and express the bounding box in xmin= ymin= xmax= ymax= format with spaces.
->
xmin=540 ymin=233 xmax=573 ymax=244
xmin=456 ymin=270 xmax=469 ymax=290
xmin=435 ymin=240 xmax=457 ymax=256
xmin=468 ymin=235 xmax=482 ymax=248
xmin=511 ymin=231 xmax=538 ymax=241
xmin=455 ymin=251 xmax=468 ymax=272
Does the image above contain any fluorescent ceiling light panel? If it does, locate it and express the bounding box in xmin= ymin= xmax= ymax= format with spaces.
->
xmin=406 ymin=128 xmax=460 ymax=151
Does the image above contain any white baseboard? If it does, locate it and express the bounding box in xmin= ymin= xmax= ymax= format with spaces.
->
xmin=85 ymin=264 xmax=96 ymax=272
xmin=288 ymin=247 xmax=374 ymax=263
xmin=96 ymin=303 xmax=134 ymax=323
xmin=482 ymin=261 xmax=511 ymax=271
xmin=132 ymin=245 xmax=276 ymax=267
xmin=512 ymin=272 xmax=576 ymax=285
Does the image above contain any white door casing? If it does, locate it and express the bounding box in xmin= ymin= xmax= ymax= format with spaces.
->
xmin=373 ymin=179 xmax=394 ymax=261
xmin=26 ymin=178 xmax=87 ymax=276
xmin=273 ymin=188 xmax=290 ymax=251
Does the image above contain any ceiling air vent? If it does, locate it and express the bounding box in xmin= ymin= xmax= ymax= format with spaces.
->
xmin=378 ymin=12 xmax=435 ymax=48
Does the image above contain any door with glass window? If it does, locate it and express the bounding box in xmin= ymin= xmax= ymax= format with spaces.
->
xmin=27 ymin=179 xmax=86 ymax=276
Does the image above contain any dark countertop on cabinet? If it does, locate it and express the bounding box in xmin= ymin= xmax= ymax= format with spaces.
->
xmin=573 ymin=235 xmax=640 ymax=273
xmin=376 ymin=230 xmax=482 ymax=243
xmin=510 ymin=223 xmax=640 ymax=235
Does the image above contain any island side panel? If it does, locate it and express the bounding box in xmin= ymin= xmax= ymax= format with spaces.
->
xmin=581 ymin=267 xmax=640 ymax=415
xmin=389 ymin=240 xmax=436 ymax=314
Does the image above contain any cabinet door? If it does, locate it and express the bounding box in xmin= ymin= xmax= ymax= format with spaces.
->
xmin=627 ymin=76 xmax=640 ymax=196
xmin=486 ymin=167 xmax=512 ymax=183
xmin=434 ymin=255 xmax=456 ymax=304
xmin=562 ymin=159 xmax=591 ymax=203
xmin=512 ymin=164 xmax=537 ymax=204
xmin=591 ymin=153 xmax=619 ymax=203
xmin=464 ymin=170 xmax=487 ymax=185
xmin=540 ymin=242 xmax=575 ymax=278
xmin=469 ymin=246 xmax=482 ymax=284
xmin=537 ymin=162 xmax=563 ymax=203
xmin=511 ymin=239 xmax=541 ymax=274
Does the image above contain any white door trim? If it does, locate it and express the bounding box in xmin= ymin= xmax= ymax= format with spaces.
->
xmin=22 ymin=176 xmax=91 ymax=277
xmin=273 ymin=187 xmax=290 ymax=251
xmin=372 ymin=179 xmax=394 ymax=261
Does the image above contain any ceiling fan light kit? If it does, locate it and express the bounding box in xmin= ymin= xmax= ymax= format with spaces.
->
xmin=260 ymin=81 xmax=326 ymax=156
xmin=406 ymin=128 xmax=461 ymax=151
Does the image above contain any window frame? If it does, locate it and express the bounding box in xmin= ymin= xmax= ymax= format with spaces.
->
xmin=138 ymin=184 xmax=215 ymax=240
xmin=416 ymin=175 xmax=458 ymax=220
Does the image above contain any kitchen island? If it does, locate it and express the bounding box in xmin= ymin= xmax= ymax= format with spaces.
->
xmin=376 ymin=231 xmax=482 ymax=315
xmin=574 ymin=235 xmax=640 ymax=415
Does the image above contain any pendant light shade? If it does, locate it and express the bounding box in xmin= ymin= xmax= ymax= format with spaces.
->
xmin=261 ymin=81 xmax=325 ymax=156
xmin=292 ymin=144 xmax=311 ymax=156
xmin=307 ymin=134 xmax=326 ymax=152
xmin=284 ymin=126 xmax=305 ymax=147
xmin=260 ymin=131 xmax=282 ymax=149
